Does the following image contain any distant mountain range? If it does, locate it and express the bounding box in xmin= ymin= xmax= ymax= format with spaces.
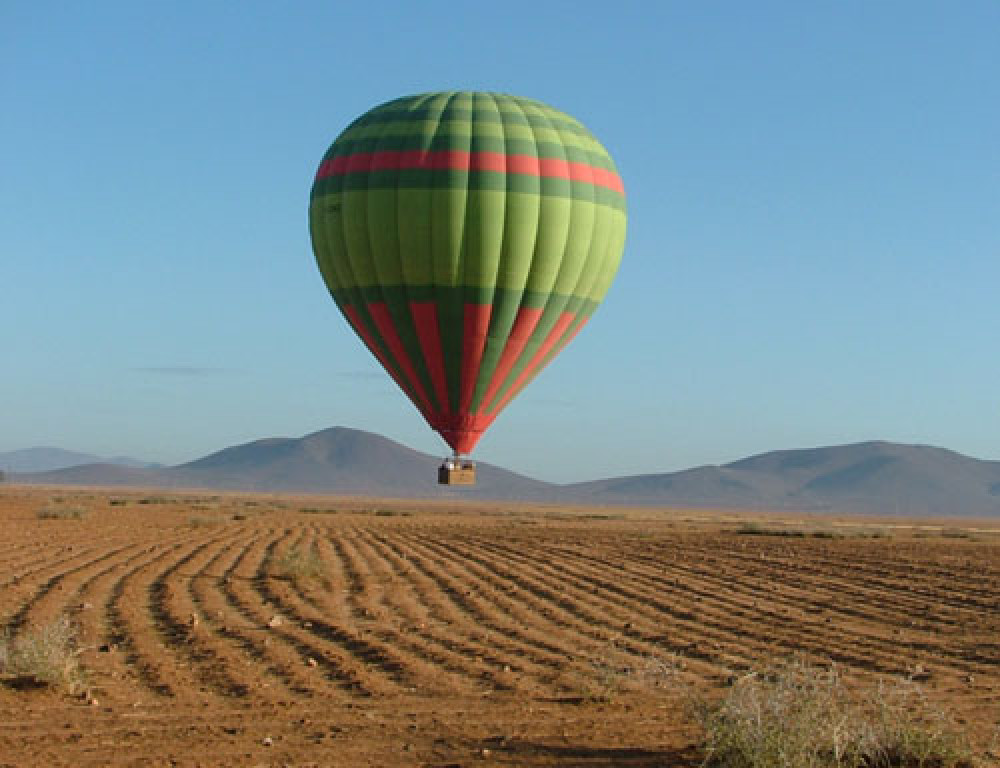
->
xmin=0 ymin=447 xmax=156 ymax=473
xmin=10 ymin=428 xmax=551 ymax=501
xmin=8 ymin=427 xmax=1000 ymax=517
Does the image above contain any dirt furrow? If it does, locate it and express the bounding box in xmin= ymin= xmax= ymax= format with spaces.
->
xmin=209 ymin=528 xmax=337 ymax=699
xmin=373 ymin=531 xmax=574 ymax=689
xmin=253 ymin=527 xmax=415 ymax=696
xmin=243 ymin=533 xmax=381 ymax=697
xmin=337 ymin=528 xmax=519 ymax=694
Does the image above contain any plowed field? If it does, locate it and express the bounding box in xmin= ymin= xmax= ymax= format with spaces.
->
xmin=2 ymin=487 xmax=998 ymax=766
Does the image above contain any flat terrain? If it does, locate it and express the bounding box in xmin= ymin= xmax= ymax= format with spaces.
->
xmin=1 ymin=486 xmax=999 ymax=766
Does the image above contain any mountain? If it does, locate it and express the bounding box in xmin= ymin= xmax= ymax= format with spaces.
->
xmin=0 ymin=447 xmax=154 ymax=473
xmin=571 ymin=441 xmax=1000 ymax=516
xmin=15 ymin=427 xmax=554 ymax=500
xmin=11 ymin=430 xmax=1000 ymax=516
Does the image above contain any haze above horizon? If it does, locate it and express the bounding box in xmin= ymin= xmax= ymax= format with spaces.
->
xmin=3 ymin=1 xmax=998 ymax=483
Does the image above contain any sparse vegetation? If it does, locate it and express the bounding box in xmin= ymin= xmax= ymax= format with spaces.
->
xmin=0 ymin=616 xmax=87 ymax=694
xmin=273 ymin=545 xmax=328 ymax=586
xmin=37 ymin=506 xmax=86 ymax=520
xmin=372 ymin=508 xmax=411 ymax=517
xmin=735 ymin=523 xmax=849 ymax=539
xmin=736 ymin=522 xmax=805 ymax=537
xmin=187 ymin=515 xmax=224 ymax=528
xmin=136 ymin=495 xmax=170 ymax=505
xmin=939 ymin=528 xmax=973 ymax=539
xmin=299 ymin=506 xmax=339 ymax=515
xmin=689 ymin=658 xmax=975 ymax=768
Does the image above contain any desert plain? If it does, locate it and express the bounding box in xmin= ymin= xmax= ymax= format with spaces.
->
xmin=1 ymin=485 xmax=998 ymax=767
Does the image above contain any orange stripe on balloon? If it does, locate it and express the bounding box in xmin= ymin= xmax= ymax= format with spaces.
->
xmin=409 ymin=301 xmax=450 ymax=417
xmin=486 ymin=312 xmax=587 ymax=417
xmin=366 ymin=302 xmax=434 ymax=416
xmin=317 ymin=150 xmax=624 ymax=196
xmin=342 ymin=305 xmax=425 ymax=415
xmin=478 ymin=307 xmax=544 ymax=414
xmin=459 ymin=303 xmax=492 ymax=416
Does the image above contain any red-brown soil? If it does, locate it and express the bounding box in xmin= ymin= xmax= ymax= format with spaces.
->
xmin=1 ymin=486 xmax=998 ymax=766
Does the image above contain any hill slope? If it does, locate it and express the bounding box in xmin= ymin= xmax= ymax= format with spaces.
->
xmin=571 ymin=441 xmax=1000 ymax=516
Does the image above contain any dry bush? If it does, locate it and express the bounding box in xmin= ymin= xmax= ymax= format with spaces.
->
xmin=0 ymin=616 xmax=86 ymax=694
xmin=690 ymin=658 xmax=975 ymax=768
xmin=274 ymin=545 xmax=328 ymax=587
xmin=36 ymin=506 xmax=85 ymax=520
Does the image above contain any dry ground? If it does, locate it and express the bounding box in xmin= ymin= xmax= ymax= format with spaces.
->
xmin=1 ymin=486 xmax=998 ymax=767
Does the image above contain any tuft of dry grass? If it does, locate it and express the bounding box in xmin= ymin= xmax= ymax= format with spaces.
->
xmin=689 ymin=658 xmax=975 ymax=768
xmin=273 ymin=545 xmax=328 ymax=587
xmin=0 ymin=616 xmax=87 ymax=694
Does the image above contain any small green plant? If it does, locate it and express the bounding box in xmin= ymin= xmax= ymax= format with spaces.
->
xmin=0 ymin=616 xmax=87 ymax=694
xmin=37 ymin=506 xmax=85 ymax=520
xmin=690 ymin=658 xmax=975 ymax=768
xmin=274 ymin=545 xmax=328 ymax=586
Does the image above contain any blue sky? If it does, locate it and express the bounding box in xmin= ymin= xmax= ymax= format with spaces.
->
xmin=2 ymin=2 xmax=998 ymax=483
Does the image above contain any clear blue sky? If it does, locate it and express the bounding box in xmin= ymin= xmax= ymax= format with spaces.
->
xmin=2 ymin=2 xmax=998 ymax=482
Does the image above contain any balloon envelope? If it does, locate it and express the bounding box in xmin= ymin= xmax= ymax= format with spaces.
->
xmin=309 ymin=92 xmax=626 ymax=454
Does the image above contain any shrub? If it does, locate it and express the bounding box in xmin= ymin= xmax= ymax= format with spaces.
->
xmin=690 ymin=658 xmax=974 ymax=768
xmin=0 ymin=616 xmax=86 ymax=694
xmin=36 ymin=506 xmax=85 ymax=520
xmin=274 ymin=546 xmax=328 ymax=586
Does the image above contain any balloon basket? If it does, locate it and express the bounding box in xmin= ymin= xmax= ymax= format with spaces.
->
xmin=438 ymin=459 xmax=476 ymax=486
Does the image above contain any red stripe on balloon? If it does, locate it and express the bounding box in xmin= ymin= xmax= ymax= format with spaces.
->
xmin=317 ymin=150 xmax=624 ymax=196
xmin=366 ymin=302 xmax=434 ymax=416
xmin=478 ymin=306 xmax=544 ymax=414
xmin=485 ymin=311 xmax=582 ymax=417
xmin=459 ymin=303 xmax=492 ymax=416
xmin=342 ymin=305 xmax=425 ymax=414
xmin=409 ymin=301 xmax=450 ymax=417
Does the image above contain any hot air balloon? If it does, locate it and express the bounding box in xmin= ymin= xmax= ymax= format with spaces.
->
xmin=309 ymin=92 xmax=626 ymax=484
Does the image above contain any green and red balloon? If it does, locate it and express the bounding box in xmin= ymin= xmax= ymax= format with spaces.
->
xmin=309 ymin=91 xmax=626 ymax=455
